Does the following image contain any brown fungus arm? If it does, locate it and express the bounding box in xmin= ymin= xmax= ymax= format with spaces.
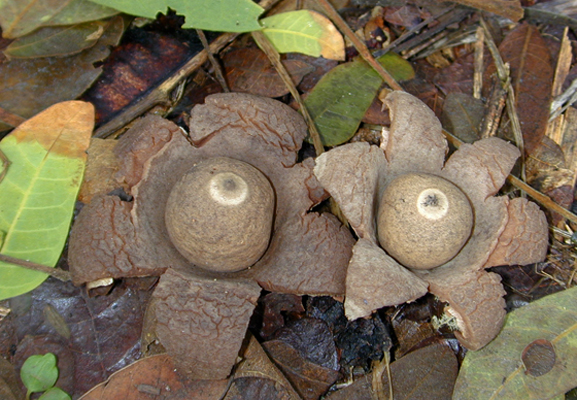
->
xmin=151 ymin=268 xmax=261 ymax=380
xmin=427 ymin=270 xmax=506 ymax=350
xmin=314 ymin=142 xmax=385 ymax=243
xmin=382 ymin=91 xmax=447 ymax=182
xmin=441 ymin=137 xmax=520 ymax=205
xmin=345 ymin=239 xmax=428 ymax=320
xmin=484 ymin=197 xmax=548 ymax=268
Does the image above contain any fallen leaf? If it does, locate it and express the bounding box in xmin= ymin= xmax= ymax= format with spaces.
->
xmin=0 ymin=357 xmax=23 ymax=400
xmin=522 ymin=339 xmax=556 ymax=377
xmin=495 ymin=23 xmax=554 ymax=154
xmin=0 ymin=16 xmax=123 ymax=131
xmin=223 ymin=48 xmax=314 ymax=98
xmin=261 ymin=10 xmax=345 ymax=60
xmin=43 ymin=0 xmax=118 ymax=26
xmin=0 ymin=0 xmax=71 ymax=38
xmin=0 ymin=101 xmax=93 ymax=300
xmin=441 ymin=92 xmax=483 ymax=143
xmin=4 ymin=21 xmax=107 ymax=59
xmin=89 ymin=0 xmax=263 ymax=32
xmin=78 ymin=354 xmax=228 ymax=400
xmin=305 ymin=52 xmax=414 ymax=146
xmin=453 ymin=287 xmax=577 ymax=399
xmin=325 ymin=343 xmax=458 ymax=400
xmin=449 ymin=0 xmax=523 ymax=22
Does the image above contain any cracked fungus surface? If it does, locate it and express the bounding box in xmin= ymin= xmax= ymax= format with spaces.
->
xmin=314 ymin=91 xmax=548 ymax=350
xmin=69 ymin=93 xmax=354 ymax=379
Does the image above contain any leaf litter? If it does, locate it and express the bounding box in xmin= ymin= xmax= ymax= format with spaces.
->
xmin=1 ymin=0 xmax=577 ymax=399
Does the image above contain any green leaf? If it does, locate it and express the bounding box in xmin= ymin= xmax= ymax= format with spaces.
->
xmin=261 ymin=10 xmax=344 ymax=60
xmin=453 ymin=287 xmax=577 ymax=399
xmin=87 ymin=0 xmax=263 ymax=32
xmin=4 ymin=21 xmax=107 ymax=59
xmin=0 ymin=101 xmax=93 ymax=301
xmin=0 ymin=0 xmax=72 ymax=38
xmin=39 ymin=387 xmax=72 ymax=400
xmin=20 ymin=353 xmax=58 ymax=393
xmin=44 ymin=0 xmax=119 ymax=26
xmin=305 ymin=52 xmax=414 ymax=146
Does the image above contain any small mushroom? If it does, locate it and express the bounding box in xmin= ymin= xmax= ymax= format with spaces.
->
xmin=165 ymin=157 xmax=275 ymax=272
xmin=69 ymin=93 xmax=354 ymax=379
xmin=377 ymin=172 xmax=473 ymax=270
xmin=314 ymin=91 xmax=548 ymax=350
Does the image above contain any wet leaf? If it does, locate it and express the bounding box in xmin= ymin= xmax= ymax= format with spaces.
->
xmin=0 ymin=16 xmax=123 ymax=131
xmin=5 ymin=21 xmax=107 ymax=59
xmin=305 ymin=52 xmax=414 ymax=146
xmin=20 ymin=353 xmax=58 ymax=393
xmin=78 ymin=354 xmax=228 ymax=399
xmin=453 ymin=287 xmax=577 ymax=399
xmin=261 ymin=10 xmax=344 ymax=60
xmin=0 ymin=101 xmax=93 ymax=300
xmin=88 ymin=0 xmax=263 ymax=32
xmin=449 ymin=0 xmax=523 ymax=22
xmin=223 ymin=48 xmax=314 ymax=97
xmin=497 ymin=23 xmax=554 ymax=154
xmin=0 ymin=0 xmax=72 ymax=38
xmin=441 ymin=92 xmax=483 ymax=143
xmin=44 ymin=0 xmax=118 ymax=26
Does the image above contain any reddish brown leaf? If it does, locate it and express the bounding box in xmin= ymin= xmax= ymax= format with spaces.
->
xmin=497 ymin=23 xmax=554 ymax=154
xmin=79 ymin=355 xmax=228 ymax=400
xmin=449 ymin=0 xmax=523 ymax=22
xmin=81 ymin=27 xmax=201 ymax=126
xmin=223 ymin=48 xmax=314 ymax=97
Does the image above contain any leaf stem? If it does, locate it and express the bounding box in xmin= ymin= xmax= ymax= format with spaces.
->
xmin=0 ymin=253 xmax=70 ymax=282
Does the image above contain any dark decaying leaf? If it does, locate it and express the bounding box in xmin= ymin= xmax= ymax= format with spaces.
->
xmin=78 ymin=354 xmax=229 ymax=400
xmin=441 ymin=92 xmax=483 ymax=143
xmin=0 ymin=357 xmax=23 ymax=400
xmin=325 ymin=343 xmax=458 ymax=400
xmin=0 ymin=16 xmax=124 ymax=131
xmin=225 ymin=336 xmax=301 ymax=400
xmin=259 ymin=293 xmax=304 ymax=340
xmin=2 ymin=277 xmax=151 ymax=398
xmin=81 ymin=27 xmax=202 ymax=126
xmin=495 ymin=23 xmax=554 ymax=154
xmin=223 ymin=48 xmax=314 ymax=98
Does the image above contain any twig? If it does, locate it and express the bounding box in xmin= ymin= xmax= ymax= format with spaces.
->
xmin=196 ymin=29 xmax=230 ymax=93
xmin=0 ymin=253 xmax=70 ymax=281
xmin=442 ymin=128 xmax=577 ymax=225
xmin=473 ymin=26 xmax=484 ymax=99
xmin=251 ymin=31 xmax=325 ymax=156
xmin=317 ymin=0 xmax=402 ymax=91
xmin=480 ymin=18 xmax=526 ymax=183
xmin=0 ymin=149 xmax=10 ymax=184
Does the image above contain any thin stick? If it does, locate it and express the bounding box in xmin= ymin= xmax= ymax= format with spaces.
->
xmin=443 ymin=127 xmax=577 ymax=225
xmin=196 ymin=29 xmax=230 ymax=93
xmin=252 ymin=31 xmax=325 ymax=156
xmin=0 ymin=149 xmax=10 ymax=184
xmin=473 ymin=26 xmax=484 ymax=99
xmin=317 ymin=0 xmax=402 ymax=91
xmin=0 ymin=253 xmax=70 ymax=281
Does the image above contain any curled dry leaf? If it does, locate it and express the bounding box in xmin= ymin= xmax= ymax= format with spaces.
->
xmin=69 ymin=93 xmax=353 ymax=378
xmin=314 ymin=91 xmax=548 ymax=350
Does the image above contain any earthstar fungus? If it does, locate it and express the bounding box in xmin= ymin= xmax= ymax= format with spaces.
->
xmin=314 ymin=91 xmax=548 ymax=350
xmin=69 ymin=93 xmax=353 ymax=379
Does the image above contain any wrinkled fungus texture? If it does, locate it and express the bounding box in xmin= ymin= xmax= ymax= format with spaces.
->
xmin=69 ymin=93 xmax=354 ymax=378
xmin=314 ymin=91 xmax=548 ymax=350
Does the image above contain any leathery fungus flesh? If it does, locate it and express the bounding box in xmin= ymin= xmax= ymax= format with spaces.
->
xmin=69 ymin=93 xmax=354 ymax=379
xmin=314 ymin=91 xmax=548 ymax=350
